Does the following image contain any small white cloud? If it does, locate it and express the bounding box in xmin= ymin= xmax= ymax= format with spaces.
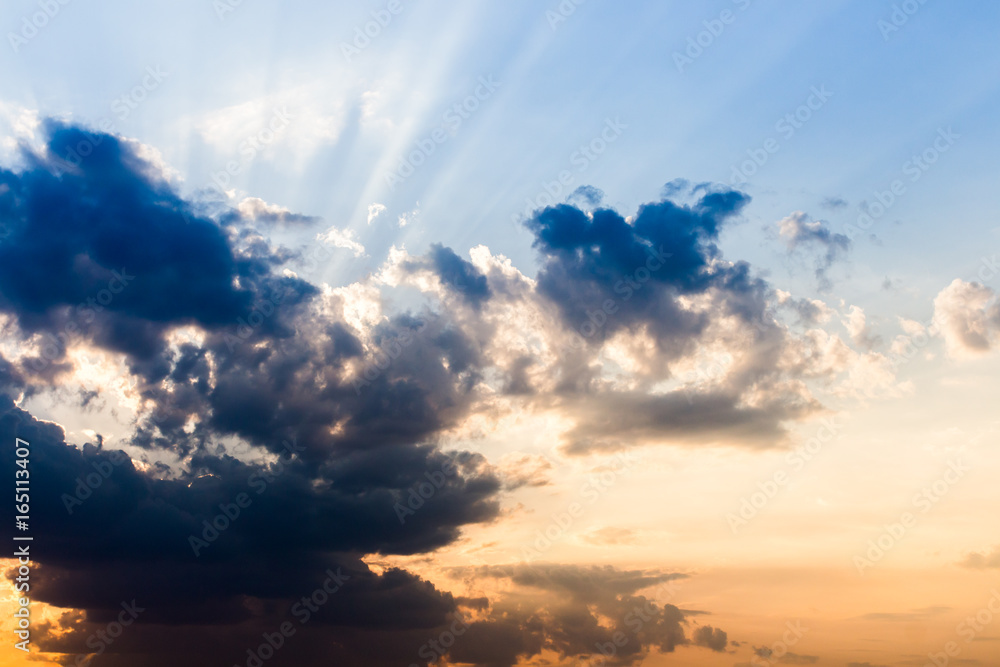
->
xmin=237 ymin=197 xmax=317 ymax=225
xmin=367 ymin=203 xmax=386 ymax=225
xmin=317 ymin=226 xmax=366 ymax=258
xmin=842 ymin=305 xmax=880 ymax=350
xmin=398 ymin=203 xmax=420 ymax=228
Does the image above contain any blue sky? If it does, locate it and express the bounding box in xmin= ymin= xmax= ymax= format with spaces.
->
xmin=4 ymin=0 xmax=998 ymax=302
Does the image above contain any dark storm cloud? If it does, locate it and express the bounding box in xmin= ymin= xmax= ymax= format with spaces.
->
xmin=0 ymin=390 xmax=498 ymax=576
xmin=0 ymin=391 xmax=501 ymax=667
xmin=0 ymin=121 xmax=317 ymax=364
xmin=524 ymin=184 xmax=753 ymax=349
xmin=0 ymin=126 xmax=759 ymax=666
xmin=0 ymin=123 xmax=508 ymax=666
xmin=0 ymin=123 xmax=492 ymax=470
xmin=515 ymin=184 xmax=824 ymax=452
xmin=407 ymin=243 xmax=492 ymax=308
xmin=445 ymin=564 xmax=722 ymax=665
xmin=130 ymin=309 xmax=489 ymax=466
xmin=1 ymin=393 xmax=728 ymax=667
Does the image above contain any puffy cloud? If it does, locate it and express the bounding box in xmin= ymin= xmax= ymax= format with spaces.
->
xmin=932 ymin=279 xmax=1000 ymax=357
xmin=237 ymin=196 xmax=320 ymax=226
xmin=691 ymin=625 xmax=727 ymax=651
xmin=317 ymin=224 xmax=367 ymax=257
xmin=526 ymin=187 xmax=751 ymax=348
xmin=842 ymin=305 xmax=881 ymax=350
xmin=448 ymin=564 xmax=708 ymax=665
xmin=367 ymin=202 xmax=386 ymax=225
xmin=424 ymin=244 xmax=492 ymax=308
xmin=0 ymin=122 xmax=508 ymax=666
xmin=776 ymin=291 xmax=834 ymax=325
xmin=0 ymin=121 xmax=317 ymax=365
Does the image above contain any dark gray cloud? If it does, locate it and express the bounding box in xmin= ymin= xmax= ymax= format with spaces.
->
xmin=420 ymin=243 xmax=492 ymax=308
xmin=691 ymin=625 xmax=727 ymax=651
xmin=0 ymin=124 xmax=505 ymax=666
xmin=0 ymin=124 xmax=844 ymax=666
xmin=525 ymin=185 xmax=753 ymax=349
xmin=448 ymin=564 xmax=715 ymax=665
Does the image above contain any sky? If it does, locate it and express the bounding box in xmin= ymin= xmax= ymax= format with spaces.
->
xmin=0 ymin=1 xmax=999 ymax=666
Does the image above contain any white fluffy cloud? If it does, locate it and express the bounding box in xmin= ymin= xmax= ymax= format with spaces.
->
xmin=932 ymin=279 xmax=1000 ymax=358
